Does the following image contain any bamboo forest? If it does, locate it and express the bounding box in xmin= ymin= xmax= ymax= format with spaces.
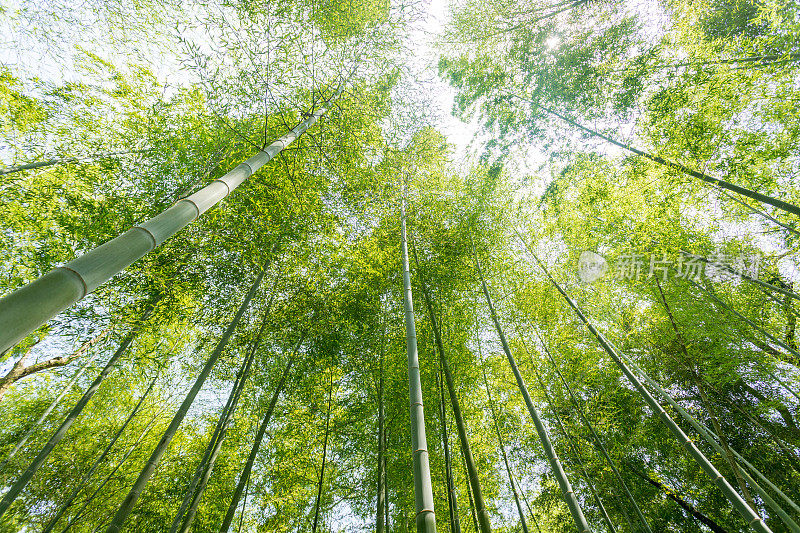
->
xmin=1 ymin=0 xmax=799 ymax=531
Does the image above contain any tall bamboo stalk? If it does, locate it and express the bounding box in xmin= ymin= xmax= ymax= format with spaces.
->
xmin=0 ymin=87 xmax=342 ymax=355
xmin=400 ymin=195 xmax=437 ymax=533
xmin=536 ymin=104 xmax=800 ymax=217
xmin=106 ymin=264 xmax=268 ymax=532
xmin=437 ymin=368 xmax=461 ymax=533
xmin=536 ymin=335 xmax=652 ymax=533
xmin=525 ymin=248 xmax=773 ymax=533
xmin=411 ymin=243 xmax=489 ymax=533
xmin=218 ymin=335 xmax=303 ymax=532
xmin=480 ymin=364 xmax=528 ymax=533
xmin=42 ymin=374 xmax=157 ymax=532
xmin=0 ymin=299 xmax=157 ymax=519
xmin=312 ymin=371 xmax=335 ymax=533
xmin=473 ymin=245 xmax=591 ymax=533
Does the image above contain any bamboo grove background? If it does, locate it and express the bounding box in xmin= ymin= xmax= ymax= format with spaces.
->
xmin=1 ymin=0 xmax=799 ymax=531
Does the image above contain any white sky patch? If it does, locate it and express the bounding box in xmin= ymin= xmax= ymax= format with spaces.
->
xmin=545 ymin=35 xmax=561 ymax=49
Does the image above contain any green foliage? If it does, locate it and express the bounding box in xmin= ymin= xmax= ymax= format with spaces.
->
xmin=1 ymin=0 xmax=799 ymax=531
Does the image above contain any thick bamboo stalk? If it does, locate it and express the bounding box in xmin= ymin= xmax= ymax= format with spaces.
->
xmin=536 ymin=336 xmax=652 ymax=533
xmin=400 ymin=196 xmax=437 ymax=533
xmin=411 ymin=243 xmax=489 ymax=533
xmin=474 ymin=247 xmax=591 ymax=533
xmin=42 ymin=374 xmax=157 ymax=532
xmin=218 ymin=338 xmax=300 ymax=532
xmin=0 ymin=88 xmax=341 ymax=355
xmin=527 ymin=251 xmax=773 ymax=533
xmin=538 ymin=105 xmax=800 ymax=217
xmin=106 ymin=265 xmax=267 ymax=532
xmin=0 ymin=299 xmax=156 ymax=518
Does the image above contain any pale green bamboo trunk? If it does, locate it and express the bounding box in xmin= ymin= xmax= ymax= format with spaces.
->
xmin=474 ymin=246 xmax=591 ymax=533
xmin=400 ymin=197 xmax=437 ymax=533
xmin=218 ymin=336 xmax=302 ymax=532
xmin=0 ymin=299 xmax=157 ymax=519
xmin=106 ymin=264 xmax=268 ymax=532
xmin=0 ymin=88 xmax=342 ymax=355
xmin=527 ymin=249 xmax=775 ymax=533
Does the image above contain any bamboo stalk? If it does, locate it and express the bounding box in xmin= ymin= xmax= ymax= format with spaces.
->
xmin=474 ymin=244 xmax=591 ymax=533
xmin=106 ymin=264 xmax=268 ymax=532
xmin=0 ymin=299 xmax=157 ymax=519
xmin=400 ymin=195 xmax=437 ymax=533
xmin=0 ymin=88 xmax=342 ymax=354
